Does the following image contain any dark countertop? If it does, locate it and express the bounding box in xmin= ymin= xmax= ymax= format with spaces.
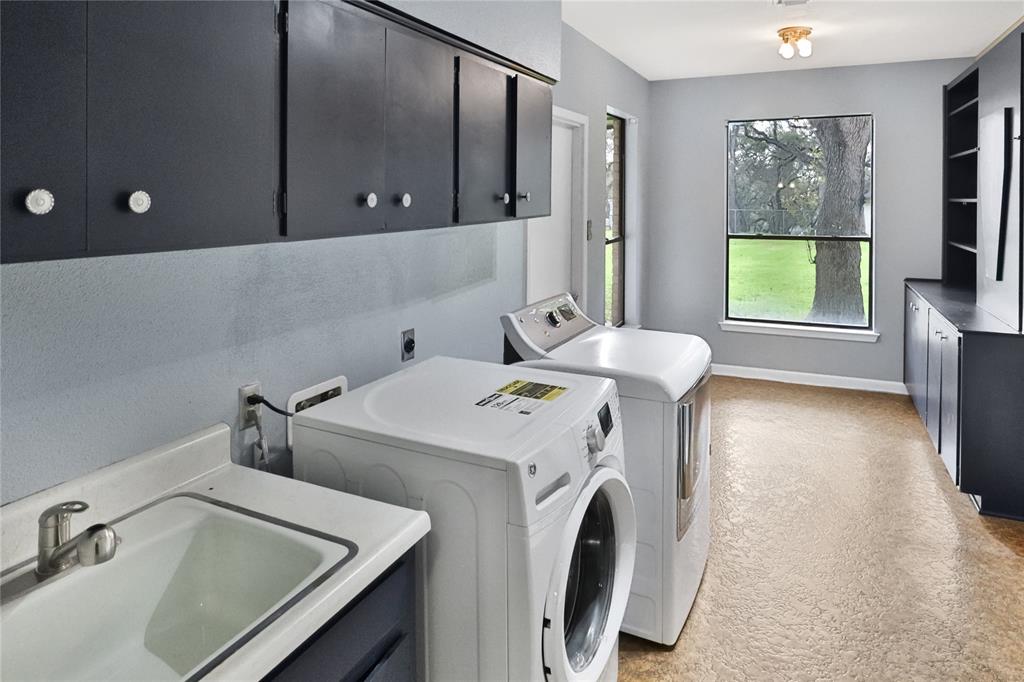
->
xmin=905 ymin=279 xmax=1020 ymax=335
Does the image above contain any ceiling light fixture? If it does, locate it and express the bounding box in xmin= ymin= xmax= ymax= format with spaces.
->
xmin=777 ymin=26 xmax=813 ymax=60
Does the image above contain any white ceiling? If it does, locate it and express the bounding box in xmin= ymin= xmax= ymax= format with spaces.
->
xmin=561 ymin=1 xmax=1024 ymax=81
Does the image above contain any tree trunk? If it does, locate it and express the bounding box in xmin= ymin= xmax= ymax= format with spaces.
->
xmin=808 ymin=117 xmax=871 ymax=324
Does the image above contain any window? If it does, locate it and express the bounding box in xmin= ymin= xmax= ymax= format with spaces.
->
xmin=726 ymin=115 xmax=873 ymax=329
xmin=605 ymin=114 xmax=626 ymax=327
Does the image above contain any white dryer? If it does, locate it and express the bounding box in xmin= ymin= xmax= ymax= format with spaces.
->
xmin=292 ymin=356 xmax=636 ymax=681
xmin=502 ymin=294 xmax=712 ymax=646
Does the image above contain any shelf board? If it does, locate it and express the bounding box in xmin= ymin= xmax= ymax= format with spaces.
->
xmin=948 ymin=240 xmax=978 ymax=254
xmin=948 ymin=198 xmax=978 ymax=204
xmin=948 ymin=147 xmax=979 ymax=160
xmin=948 ymin=97 xmax=979 ymax=117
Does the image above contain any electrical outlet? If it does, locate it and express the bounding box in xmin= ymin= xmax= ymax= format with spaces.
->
xmin=239 ymin=383 xmax=261 ymax=430
xmin=401 ymin=328 xmax=416 ymax=362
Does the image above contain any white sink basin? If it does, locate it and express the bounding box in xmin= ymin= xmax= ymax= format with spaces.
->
xmin=1 ymin=494 xmax=355 ymax=681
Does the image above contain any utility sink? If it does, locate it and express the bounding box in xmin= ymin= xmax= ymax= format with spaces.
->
xmin=1 ymin=494 xmax=356 ymax=681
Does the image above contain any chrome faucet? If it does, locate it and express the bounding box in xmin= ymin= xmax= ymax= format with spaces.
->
xmin=36 ymin=501 xmax=117 ymax=577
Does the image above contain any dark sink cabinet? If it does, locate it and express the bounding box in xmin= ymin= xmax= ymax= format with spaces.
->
xmin=1 ymin=0 xmax=553 ymax=262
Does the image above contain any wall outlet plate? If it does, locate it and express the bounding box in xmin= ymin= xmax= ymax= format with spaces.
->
xmin=239 ymin=383 xmax=262 ymax=430
xmin=287 ymin=375 xmax=348 ymax=450
xmin=401 ymin=328 xmax=415 ymax=362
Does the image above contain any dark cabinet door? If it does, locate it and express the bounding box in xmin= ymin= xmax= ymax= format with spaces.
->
xmin=904 ymin=288 xmax=929 ymax=420
xmin=1 ymin=1 xmax=88 ymax=262
xmin=938 ymin=323 xmax=961 ymax=484
xmin=86 ymin=1 xmax=278 ymax=255
xmin=513 ymin=75 xmax=552 ymax=219
xmin=926 ymin=310 xmax=943 ymax=448
xmin=287 ymin=0 xmax=386 ymax=239
xmin=456 ymin=56 xmax=512 ymax=225
xmin=384 ymin=29 xmax=454 ymax=232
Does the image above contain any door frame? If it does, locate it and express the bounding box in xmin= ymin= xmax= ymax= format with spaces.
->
xmin=524 ymin=105 xmax=589 ymax=308
xmin=606 ymin=105 xmax=641 ymax=327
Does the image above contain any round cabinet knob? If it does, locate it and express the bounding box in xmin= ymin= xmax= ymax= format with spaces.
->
xmin=497 ymin=192 xmax=510 ymax=205
xmin=363 ymin=192 xmax=378 ymax=209
xmin=399 ymin=193 xmax=412 ymax=208
xmin=586 ymin=425 xmax=606 ymax=455
xmin=128 ymin=190 xmax=151 ymax=214
xmin=545 ymin=310 xmax=561 ymax=327
xmin=25 ymin=189 xmax=55 ymax=215
xmin=518 ymin=191 xmax=532 ymax=202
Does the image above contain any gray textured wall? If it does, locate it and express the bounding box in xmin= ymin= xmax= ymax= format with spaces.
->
xmin=390 ymin=0 xmax=562 ymax=80
xmin=0 ymin=222 xmax=525 ymax=503
xmin=554 ymin=24 xmax=651 ymax=321
xmin=643 ymin=59 xmax=971 ymax=381
xmin=0 ymin=0 xmax=565 ymax=504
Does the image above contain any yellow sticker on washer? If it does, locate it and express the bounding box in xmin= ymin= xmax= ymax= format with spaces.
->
xmin=474 ymin=379 xmax=568 ymax=416
xmin=496 ymin=380 xmax=567 ymax=401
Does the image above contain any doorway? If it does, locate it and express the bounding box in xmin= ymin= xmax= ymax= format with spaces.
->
xmin=525 ymin=106 xmax=589 ymax=307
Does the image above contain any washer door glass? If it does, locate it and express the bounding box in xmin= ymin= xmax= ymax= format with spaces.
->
xmin=563 ymin=488 xmax=616 ymax=671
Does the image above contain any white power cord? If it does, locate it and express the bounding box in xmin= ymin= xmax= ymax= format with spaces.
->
xmin=253 ymin=409 xmax=271 ymax=471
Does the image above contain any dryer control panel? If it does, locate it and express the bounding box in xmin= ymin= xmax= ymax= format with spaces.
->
xmin=501 ymin=293 xmax=596 ymax=358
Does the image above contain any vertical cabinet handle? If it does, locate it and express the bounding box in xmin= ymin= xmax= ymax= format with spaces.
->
xmin=398 ymin=193 xmax=412 ymax=208
xmin=362 ymin=192 xmax=378 ymax=209
xmin=128 ymin=191 xmax=152 ymax=214
xmin=25 ymin=189 xmax=55 ymax=215
xmin=497 ymin=192 xmax=510 ymax=205
xmin=518 ymin=191 xmax=531 ymax=202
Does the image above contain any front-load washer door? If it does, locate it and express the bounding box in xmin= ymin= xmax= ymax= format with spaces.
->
xmin=542 ymin=466 xmax=636 ymax=681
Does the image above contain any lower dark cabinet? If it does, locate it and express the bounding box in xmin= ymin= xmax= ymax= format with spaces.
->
xmin=266 ymin=552 xmax=415 ymax=682
xmin=904 ymin=289 xmax=929 ymax=418
xmin=904 ymin=280 xmax=1024 ymax=520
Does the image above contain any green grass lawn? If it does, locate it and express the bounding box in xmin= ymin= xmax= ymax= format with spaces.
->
xmin=727 ymin=240 xmax=870 ymax=325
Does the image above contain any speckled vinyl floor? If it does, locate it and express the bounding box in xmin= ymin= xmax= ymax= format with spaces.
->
xmin=619 ymin=377 xmax=1024 ymax=681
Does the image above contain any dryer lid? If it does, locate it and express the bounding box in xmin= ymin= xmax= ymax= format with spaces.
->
xmin=526 ymin=326 xmax=712 ymax=402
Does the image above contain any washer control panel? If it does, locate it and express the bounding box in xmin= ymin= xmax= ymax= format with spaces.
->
xmin=502 ymin=293 xmax=595 ymax=355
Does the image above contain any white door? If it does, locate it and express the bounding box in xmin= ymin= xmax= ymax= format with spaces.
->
xmin=526 ymin=110 xmax=587 ymax=305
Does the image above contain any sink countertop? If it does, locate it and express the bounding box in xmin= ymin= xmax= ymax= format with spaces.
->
xmin=0 ymin=424 xmax=430 ymax=680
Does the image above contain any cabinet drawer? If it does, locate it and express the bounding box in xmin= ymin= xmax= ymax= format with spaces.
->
xmin=267 ymin=553 xmax=415 ymax=682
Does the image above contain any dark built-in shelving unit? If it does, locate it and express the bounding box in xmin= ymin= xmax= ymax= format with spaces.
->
xmin=942 ymin=68 xmax=979 ymax=290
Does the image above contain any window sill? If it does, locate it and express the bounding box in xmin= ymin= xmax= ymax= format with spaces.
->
xmin=719 ymin=320 xmax=879 ymax=343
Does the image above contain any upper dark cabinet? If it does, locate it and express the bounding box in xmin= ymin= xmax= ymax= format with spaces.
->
xmin=286 ymin=3 xmax=453 ymax=238
xmin=513 ymin=75 xmax=553 ymax=219
xmin=383 ymin=28 xmax=455 ymax=232
xmin=286 ymin=0 xmax=387 ymax=239
xmin=86 ymin=1 xmax=279 ymax=255
xmin=456 ymin=56 xmax=513 ymax=225
xmin=1 ymin=2 xmax=88 ymax=263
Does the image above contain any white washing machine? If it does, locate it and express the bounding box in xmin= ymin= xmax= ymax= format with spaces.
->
xmin=292 ymin=356 xmax=636 ymax=681
xmin=502 ymin=294 xmax=712 ymax=646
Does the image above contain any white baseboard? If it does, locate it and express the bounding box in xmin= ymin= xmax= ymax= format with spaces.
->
xmin=712 ymin=363 xmax=908 ymax=395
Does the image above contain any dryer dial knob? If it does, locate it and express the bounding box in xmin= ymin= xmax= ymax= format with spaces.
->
xmin=545 ymin=310 xmax=561 ymax=327
xmin=586 ymin=425 xmax=605 ymax=455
